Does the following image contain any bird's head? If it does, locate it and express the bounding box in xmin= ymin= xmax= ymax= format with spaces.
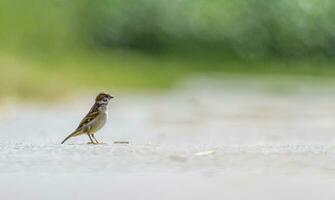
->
xmin=96 ymin=92 xmax=114 ymax=105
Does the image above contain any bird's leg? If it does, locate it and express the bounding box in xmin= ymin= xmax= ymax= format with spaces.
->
xmin=91 ymin=134 xmax=101 ymax=144
xmin=87 ymin=133 xmax=95 ymax=144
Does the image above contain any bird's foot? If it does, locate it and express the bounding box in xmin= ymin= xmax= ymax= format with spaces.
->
xmin=96 ymin=142 xmax=106 ymax=145
xmin=87 ymin=142 xmax=96 ymax=145
xmin=87 ymin=141 xmax=106 ymax=145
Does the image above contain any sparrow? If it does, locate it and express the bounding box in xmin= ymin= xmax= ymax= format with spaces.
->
xmin=61 ymin=92 xmax=114 ymax=144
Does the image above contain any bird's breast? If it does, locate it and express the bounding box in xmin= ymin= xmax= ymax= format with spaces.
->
xmin=90 ymin=112 xmax=107 ymax=134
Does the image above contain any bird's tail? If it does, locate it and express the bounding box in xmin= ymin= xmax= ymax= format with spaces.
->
xmin=61 ymin=130 xmax=80 ymax=144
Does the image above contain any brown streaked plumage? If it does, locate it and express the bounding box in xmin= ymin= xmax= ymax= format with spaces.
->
xmin=61 ymin=92 xmax=114 ymax=144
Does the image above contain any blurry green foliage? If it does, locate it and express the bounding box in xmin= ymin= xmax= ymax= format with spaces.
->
xmin=1 ymin=0 xmax=335 ymax=58
xmin=1 ymin=0 xmax=335 ymax=99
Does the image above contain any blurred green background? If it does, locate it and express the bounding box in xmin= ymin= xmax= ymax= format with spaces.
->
xmin=1 ymin=0 xmax=335 ymax=100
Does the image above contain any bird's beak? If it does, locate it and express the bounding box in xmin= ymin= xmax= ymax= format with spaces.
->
xmin=110 ymin=96 xmax=114 ymax=99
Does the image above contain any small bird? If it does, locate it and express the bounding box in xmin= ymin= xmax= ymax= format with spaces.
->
xmin=61 ymin=92 xmax=114 ymax=144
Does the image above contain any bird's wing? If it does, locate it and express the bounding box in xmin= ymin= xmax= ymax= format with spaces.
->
xmin=76 ymin=110 xmax=100 ymax=131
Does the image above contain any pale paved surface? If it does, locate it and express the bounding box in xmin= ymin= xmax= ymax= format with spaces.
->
xmin=1 ymin=77 xmax=335 ymax=200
